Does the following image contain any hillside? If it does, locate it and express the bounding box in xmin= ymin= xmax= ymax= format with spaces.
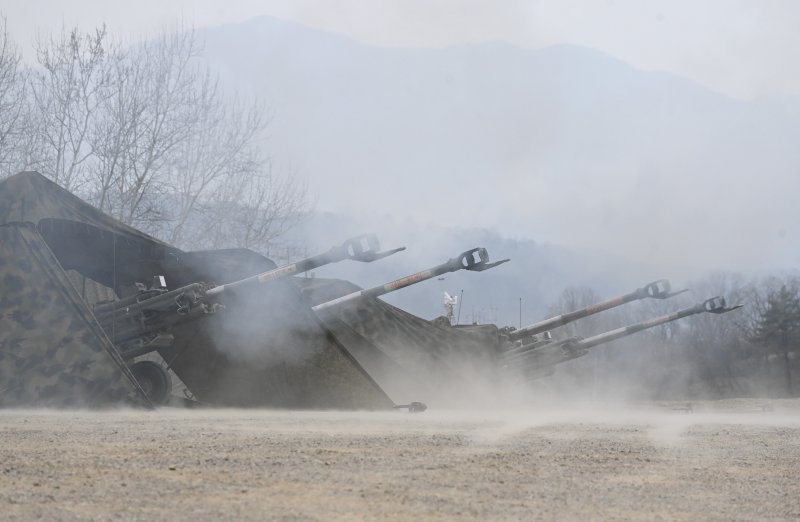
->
xmin=196 ymin=16 xmax=800 ymax=319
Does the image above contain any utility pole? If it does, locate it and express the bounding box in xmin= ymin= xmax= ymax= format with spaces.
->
xmin=456 ymin=289 xmax=464 ymax=325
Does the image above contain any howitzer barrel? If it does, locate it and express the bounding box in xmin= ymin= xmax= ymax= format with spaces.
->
xmin=312 ymin=247 xmax=509 ymax=313
xmin=93 ymin=234 xmax=403 ymax=355
xmin=508 ymin=279 xmax=684 ymax=341
xmin=574 ymin=296 xmax=740 ymax=351
xmin=206 ymin=234 xmax=404 ymax=297
xmin=505 ymin=296 xmax=742 ymax=372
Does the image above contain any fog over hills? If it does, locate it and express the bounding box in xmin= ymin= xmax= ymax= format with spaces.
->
xmin=196 ymin=16 xmax=799 ymax=323
xmin=286 ymin=212 xmax=666 ymax=325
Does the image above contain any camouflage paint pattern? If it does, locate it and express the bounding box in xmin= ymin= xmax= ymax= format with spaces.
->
xmin=0 ymin=172 xmax=396 ymax=409
xmin=0 ymin=223 xmax=150 ymax=408
xmin=158 ymin=249 xmax=395 ymax=409
xmin=302 ymin=278 xmax=504 ymax=404
xmin=0 ymin=172 xmax=168 ymax=243
xmin=0 ymin=172 xmax=173 ymax=309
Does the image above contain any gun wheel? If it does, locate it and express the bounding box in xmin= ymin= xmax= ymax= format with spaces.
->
xmin=130 ymin=361 xmax=173 ymax=406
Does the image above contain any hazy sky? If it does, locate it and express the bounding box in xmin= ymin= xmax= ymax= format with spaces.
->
xmin=1 ymin=0 xmax=797 ymax=277
xmin=2 ymin=0 xmax=800 ymax=100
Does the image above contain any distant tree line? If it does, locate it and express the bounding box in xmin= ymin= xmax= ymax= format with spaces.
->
xmin=544 ymin=272 xmax=800 ymax=399
xmin=0 ymin=16 xmax=308 ymax=255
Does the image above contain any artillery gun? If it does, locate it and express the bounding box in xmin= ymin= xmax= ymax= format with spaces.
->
xmin=312 ymin=247 xmax=509 ymax=313
xmin=505 ymin=280 xmax=686 ymax=343
xmin=87 ymin=233 xmax=405 ymax=403
xmin=93 ymin=233 xmax=403 ymax=355
xmin=91 ymin=242 xmax=508 ymax=404
xmin=502 ymin=296 xmax=742 ymax=380
xmin=3 ymin=181 xmax=510 ymax=408
xmin=307 ymin=270 xmax=738 ymax=403
xmin=0 ymin=171 xmax=747 ymax=408
xmin=302 ymin=247 xmax=510 ymax=404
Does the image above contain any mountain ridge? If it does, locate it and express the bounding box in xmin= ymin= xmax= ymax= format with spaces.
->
xmin=196 ymin=15 xmax=799 ymax=302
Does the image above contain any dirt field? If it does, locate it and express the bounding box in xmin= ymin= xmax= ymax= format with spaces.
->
xmin=1 ymin=400 xmax=800 ymax=521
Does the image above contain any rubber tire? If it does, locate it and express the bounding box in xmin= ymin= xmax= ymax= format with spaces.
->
xmin=129 ymin=360 xmax=173 ymax=406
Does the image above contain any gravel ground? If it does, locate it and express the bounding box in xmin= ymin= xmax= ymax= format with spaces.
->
xmin=1 ymin=399 xmax=800 ymax=521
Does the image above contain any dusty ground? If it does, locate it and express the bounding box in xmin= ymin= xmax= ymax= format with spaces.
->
xmin=1 ymin=400 xmax=800 ymax=521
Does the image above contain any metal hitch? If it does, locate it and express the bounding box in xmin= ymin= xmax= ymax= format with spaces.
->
xmin=394 ymin=402 xmax=428 ymax=413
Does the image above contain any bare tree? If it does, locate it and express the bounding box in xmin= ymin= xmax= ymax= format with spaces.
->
xmin=21 ymin=22 xmax=308 ymax=255
xmin=29 ymin=26 xmax=109 ymax=191
xmin=158 ymin=85 xmax=269 ymax=247
xmin=676 ymin=272 xmax=751 ymax=395
xmin=106 ymin=29 xmax=205 ymax=228
xmin=87 ymin=41 xmax=141 ymax=213
xmin=177 ymin=163 xmax=308 ymax=255
xmin=0 ymin=16 xmax=30 ymax=177
xmin=124 ymin=28 xmax=309 ymax=252
xmin=546 ymin=285 xmax=605 ymax=338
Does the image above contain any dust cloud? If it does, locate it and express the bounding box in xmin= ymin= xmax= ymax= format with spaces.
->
xmin=4 ymin=401 xmax=800 ymax=520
